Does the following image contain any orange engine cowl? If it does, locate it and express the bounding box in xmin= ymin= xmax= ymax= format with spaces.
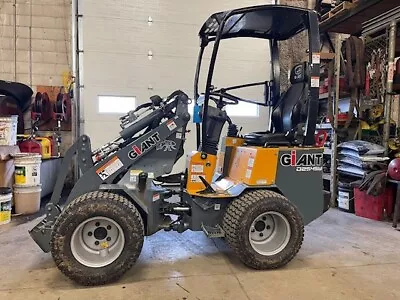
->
xmin=186 ymin=151 xmax=217 ymax=195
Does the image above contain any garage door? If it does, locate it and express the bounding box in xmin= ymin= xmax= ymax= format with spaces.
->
xmin=79 ymin=0 xmax=274 ymax=171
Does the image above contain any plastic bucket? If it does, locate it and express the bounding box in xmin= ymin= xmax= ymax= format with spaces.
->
xmin=14 ymin=185 xmax=41 ymax=215
xmin=14 ymin=153 xmax=42 ymax=186
xmin=0 ymin=116 xmax=18 ymax=146
xmin=0 ymin=187 xmax=12 ymax=225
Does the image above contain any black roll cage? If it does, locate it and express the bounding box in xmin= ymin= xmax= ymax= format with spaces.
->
xmin=194 ymin=5 xmax=320 ymax=148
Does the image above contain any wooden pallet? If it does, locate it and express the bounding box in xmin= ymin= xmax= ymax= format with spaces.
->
xmin=320 ymin=1 xmax=356 ymax=26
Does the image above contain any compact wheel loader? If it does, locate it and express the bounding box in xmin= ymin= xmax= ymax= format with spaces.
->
xmin=30 ymin=5 xmax=329 ymax=286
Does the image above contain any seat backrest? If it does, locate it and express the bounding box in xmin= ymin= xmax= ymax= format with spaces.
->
xmin=271 ymin=63 xmax=308 ymax=133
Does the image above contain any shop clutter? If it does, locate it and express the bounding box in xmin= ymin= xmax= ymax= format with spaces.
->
xmin=318 ymin=18 xmax=400 ymax=228
xmin=0 ymin=80 xmax=71 ymax=225
xmin=0 ymin=118 xmax=42 ymax=222
xmin=334 ymin=140 xmax=399 ymax=223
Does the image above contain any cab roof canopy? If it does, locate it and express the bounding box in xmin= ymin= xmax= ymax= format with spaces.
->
xmin=199 ymin=5 xmax=312 ymax=42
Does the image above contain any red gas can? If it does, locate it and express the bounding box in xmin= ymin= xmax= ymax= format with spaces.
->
xmin=18 ymin=139 xmax=42 ymax=155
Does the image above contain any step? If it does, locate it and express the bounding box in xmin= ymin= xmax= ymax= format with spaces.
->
xmin=201 ymin=223 xmax=225 ymax=238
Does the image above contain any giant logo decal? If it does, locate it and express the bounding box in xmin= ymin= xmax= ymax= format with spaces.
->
xmin=128 ymin=132 xmax=161 ymax=160
xmin=280 ymin=150 xmax=323 ymax=172
xmin=156 ymin=140 xmax=177 ymax=152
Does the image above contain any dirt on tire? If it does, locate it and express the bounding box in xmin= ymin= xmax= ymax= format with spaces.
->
xmin=222 ymin=189 xmax=304 ymax=269
xmin=50 ymin=191 xmax=144 ymax=286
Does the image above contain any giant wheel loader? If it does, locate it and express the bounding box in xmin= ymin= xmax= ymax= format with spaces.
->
xmin=30 ymin=5 xmax=329 ymax=285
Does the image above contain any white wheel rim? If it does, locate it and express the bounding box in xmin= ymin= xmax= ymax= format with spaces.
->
xmin=70 ymin=216 xmax=125 ymax=268
xmin=248 ymin=211 xmax=291 ymax=256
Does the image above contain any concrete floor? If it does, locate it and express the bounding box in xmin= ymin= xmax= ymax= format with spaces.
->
xmin=0 ymin=209 xmax=399 ymax=300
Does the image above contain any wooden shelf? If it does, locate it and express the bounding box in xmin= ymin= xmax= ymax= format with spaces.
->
xmin=319 ymin=92 xmax=351 ymax=100
xmin=320 ymin=52 xmax=335 ymax=60
xmin=319 ymin=0 xmax=399 ymax=35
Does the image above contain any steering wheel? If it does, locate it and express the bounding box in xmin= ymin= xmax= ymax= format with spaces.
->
xmin=209 ymin=91 xmax=239 ymax=106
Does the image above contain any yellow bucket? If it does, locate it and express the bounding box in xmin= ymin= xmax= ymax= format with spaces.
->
xmin=14 ymin=153 xmax=42 ymax=186
xmin=0 ymin=188 xmax=12 ymax=225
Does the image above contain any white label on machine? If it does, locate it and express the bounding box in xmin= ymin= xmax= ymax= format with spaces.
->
xmin=176 ymin=132 xmax=182 ymax=139
xmin=338 ymin=191 xmax=349 ymax=200
xmin=96 ymin=157 xmax=124 ymax=180
xmin=129 ymin=169 xmax=142 ymax=182
xmin=245 ymin=169 xmax=252 ymax=179
xmin=312 ymin=53 xmax=321 ymax=64
xmin=166 ymin=119 xmax=177 ymax=131
xmin=152 ymin=193 xmax=160 ymax=202
xmin=311 ymin=76 xmax=320 ymax=88
xmin=191 ymin=164 xmax=204 ymax=173
xmin=190 ymin=175 xmax=203 ymax=183
xmin=248 ymin=158 xmax=255 ymax=168
xmin=214 ymin=204 xmax=221 ymax=211
xmin=338 ymin=197 xmax=350 ymax=210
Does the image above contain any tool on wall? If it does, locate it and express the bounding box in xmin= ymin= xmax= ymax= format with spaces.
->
xmin=367 ymin=48 xmax=387 ymax=102
xmin=343 ymin=36 xmax=365 ymax=129
xmin=31 ymin=92 xmax=52 ymax=135
xmin=52 ymin=90 xmax=71 ymax=157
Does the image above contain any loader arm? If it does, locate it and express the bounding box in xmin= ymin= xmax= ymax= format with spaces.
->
xmin=30 ymin=91 xmax=191 ymax=252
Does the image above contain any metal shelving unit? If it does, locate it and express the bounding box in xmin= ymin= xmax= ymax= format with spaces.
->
xmin=319 ymin=1 xmax=399 ymax=208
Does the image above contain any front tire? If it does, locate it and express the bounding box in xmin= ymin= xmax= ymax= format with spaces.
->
xmin=222 ymin=190 xmax=304 ymax=269
xmin=50 ymin=191 xmax=144 ymax=286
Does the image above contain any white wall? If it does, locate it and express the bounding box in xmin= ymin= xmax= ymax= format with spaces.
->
xmin=0 ymin=0 xmax=71 ymax=87
xmin=80 ymin=0 xmax=274 ymax=171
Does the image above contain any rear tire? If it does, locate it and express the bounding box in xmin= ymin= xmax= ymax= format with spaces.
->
xmin=50 ymin=191 xmax=144 ymax=286
xmin=222 ymin=189 xmax=304 ymax=269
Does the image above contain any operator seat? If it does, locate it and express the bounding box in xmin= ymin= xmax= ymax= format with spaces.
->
xmin=244 ymin=62 xmax=309 ymax=146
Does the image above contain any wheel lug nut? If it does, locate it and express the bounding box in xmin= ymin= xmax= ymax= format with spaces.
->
xmin=251 ymin=228 xmax=255 ymax=233
xmin=262 ymin=216 xmax=266 ymax=221
xmin=95 ymin=222 xmax=100 ymax=227
xmin=259 ymin=233 xmax=263 ymax=237
xmin=107 ymin=225 xmax=111 ymax=230
xmin=107 ymin=237 xmax=111 ymax=241
xmin=95 ymin=241 xmax=99 ymax=245
xmin=266 ymin=225 xmax=271 ymax=230
xmin=88 ymin=232 xmax=93 ymax=236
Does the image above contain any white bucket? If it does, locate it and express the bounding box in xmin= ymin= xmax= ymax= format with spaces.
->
xmin=0 ymin=116 xmax=18 ymax=146
xmin=0 ymin=188 xmax=12 ymax=225
xmin=14 ymin=185 xmax=41 ymax=215
xmin=14 ymin=153 xmax=42 ymax=186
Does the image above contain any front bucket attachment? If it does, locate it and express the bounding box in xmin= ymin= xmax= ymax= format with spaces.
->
xmin=29 ymin=218 xmax=53 ymax=253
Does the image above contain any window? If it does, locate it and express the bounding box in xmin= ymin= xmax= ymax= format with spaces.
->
xmin=226 ymin=101 xmax=259 ymax=117
xmin=98 ymin=96 xmax=136 ymax=114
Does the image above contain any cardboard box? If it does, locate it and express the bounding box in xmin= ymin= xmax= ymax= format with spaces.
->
xmin=0 ymin=146 xmax=20 ymax=188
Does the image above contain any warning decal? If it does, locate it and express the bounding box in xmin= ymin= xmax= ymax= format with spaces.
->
xmin=166 ymin=119 xmax=177 ymax=131
xmin=96 ymin=156 xmax=124 ymax=180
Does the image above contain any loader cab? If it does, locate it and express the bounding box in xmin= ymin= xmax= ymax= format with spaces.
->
xmin=193 ymin=5 xmax=321 ymax=151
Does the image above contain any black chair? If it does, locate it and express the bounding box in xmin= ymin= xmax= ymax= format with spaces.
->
xmin=244 ymin=62 xmax=309 ymax=146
